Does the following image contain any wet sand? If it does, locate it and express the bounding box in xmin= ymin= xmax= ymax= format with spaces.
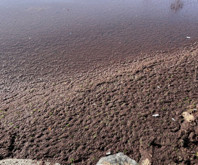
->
xmin=1 ymin=0 xmax=198 ymax=85
xmin=1 ymin=0 xmax=198 ymax=94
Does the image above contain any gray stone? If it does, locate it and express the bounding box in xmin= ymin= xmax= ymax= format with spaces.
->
xmin=0 ymin=159 xmax=60 ymax=165
xmin=96 ymin=152 xmax=138 ymax=165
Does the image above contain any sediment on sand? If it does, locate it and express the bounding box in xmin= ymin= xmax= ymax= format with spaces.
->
xmin=0 ymin=44 xmax=198 ymax=164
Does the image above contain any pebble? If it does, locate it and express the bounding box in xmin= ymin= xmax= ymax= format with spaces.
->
xmin=152 ymin=114 xmax=160 ymax=117
xmin=182 ymin=111 xmax=195 ymax=122
xmin=106 ymin=151 xmax=111 ymax=155
xmin=172 ymin=118 xmax=176 ymax=121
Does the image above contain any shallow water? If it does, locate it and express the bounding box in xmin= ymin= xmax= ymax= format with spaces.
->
xmin=1 ymin=0 xmax=198 ymax=75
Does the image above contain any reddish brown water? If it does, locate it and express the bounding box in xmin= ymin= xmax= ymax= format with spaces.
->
xmin=1 ymin=0 xmax=198 ymax=80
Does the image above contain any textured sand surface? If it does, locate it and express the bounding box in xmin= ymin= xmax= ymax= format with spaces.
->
xmin=0 ymin=44 xmax=197 ymax=164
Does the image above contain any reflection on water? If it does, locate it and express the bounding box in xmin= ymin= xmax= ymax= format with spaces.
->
xmin=171 ymin=0 xmax=183 ymax=12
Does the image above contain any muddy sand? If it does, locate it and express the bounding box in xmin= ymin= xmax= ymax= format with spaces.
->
xmin=0 ymin=43 xmax=198 ymax=164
